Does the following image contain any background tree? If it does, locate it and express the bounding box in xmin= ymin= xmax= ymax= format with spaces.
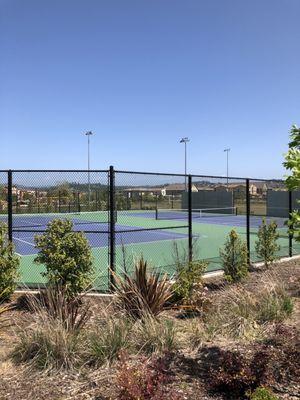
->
xmin=283 ymin=125 xmax=300 ymax=241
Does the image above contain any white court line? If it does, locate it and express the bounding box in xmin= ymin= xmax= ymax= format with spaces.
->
xmin=13 ymin=237 xmax=35 ymax=247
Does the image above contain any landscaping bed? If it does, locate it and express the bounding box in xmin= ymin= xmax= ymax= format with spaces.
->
xmin=0 ymin=259 xmax=299 ymax=400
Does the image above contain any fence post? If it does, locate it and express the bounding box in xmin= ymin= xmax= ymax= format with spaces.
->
xmin=288 ymin=190 xmax=293 ymax=258
xmin=7 ymin=170 xmax=13 ymax=242
xmin=109 ymin=166 xmax=116 ymax=292
xmin=140 ymin=192 xmax=143 ymax=210
xmin=246 ymin=179 xmax=250 ymax=265
xmin=188 ymin=175 xmax=193 ymax=263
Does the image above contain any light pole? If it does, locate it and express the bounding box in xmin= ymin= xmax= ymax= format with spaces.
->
xmin=180 ymin=137 xmax=190 ymax=191
xmin=85 ymin=131 xmax=94 ymax=209
xmin=224 ymin=148 xmax=230 ymax=188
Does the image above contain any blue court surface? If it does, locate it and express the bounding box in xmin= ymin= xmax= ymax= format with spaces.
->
xmin=12 ymin=224 xmax=190 ymax=256
xmin=127 ymin=211 xmax=287 ymax=229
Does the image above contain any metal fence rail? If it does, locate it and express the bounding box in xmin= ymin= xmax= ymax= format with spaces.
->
xmin=0 ymin=167 xmax=295 ymax=292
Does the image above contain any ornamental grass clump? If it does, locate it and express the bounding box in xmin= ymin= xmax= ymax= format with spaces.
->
xmin=12 ymin=285 xmax=91 ymax=370
xmin=114 ymin=257 xmax=173 ymax=319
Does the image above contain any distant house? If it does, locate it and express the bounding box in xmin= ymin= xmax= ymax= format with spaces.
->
xmin=123 ymin=187 xmax=166 ymax=198
xmin=194 ymin=184 xmax=215 ymax=191
xmin=164 ymin=183 xmax=198 ymax=195
xmin=215 ymin=184 xmax=247 ymax=196
xmin=251 ymin=182 xmax=268 ymax=196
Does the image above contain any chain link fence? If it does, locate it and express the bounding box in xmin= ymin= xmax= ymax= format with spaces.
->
xmin=0 ymin=168 xmax=295 ymax=292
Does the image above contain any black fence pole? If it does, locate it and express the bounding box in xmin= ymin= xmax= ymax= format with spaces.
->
xmin=246 ymin=179 xmax=250 ymax=265
xmin=188 ymin=175 xmax=193 ymax=263
xmin=7 ymin=170 xmax=13 ymax=242
xmin=288 ymin=190 xmax=293 ymax=258
xmin=109 ymin=166 xmax=116 ymax=292
xmin=77 ymin=192 xmax=81 ymax=213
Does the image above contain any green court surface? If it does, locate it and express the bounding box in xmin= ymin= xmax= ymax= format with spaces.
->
xmin=16 ymin=209 xmax=296 ymax=291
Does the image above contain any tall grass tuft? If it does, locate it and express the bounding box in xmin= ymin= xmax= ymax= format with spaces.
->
xmin=206 ymin=286 xmax=259 ymax=340
xmin=12 ymin=285 xmax=91 ymax=370
xmin=86 ymin=315 xmax=132 ymax=366
xmin=114 ymin=257 xmax=173 ymax=319
xmin=133 ymin=314 xmax=177 ymax=354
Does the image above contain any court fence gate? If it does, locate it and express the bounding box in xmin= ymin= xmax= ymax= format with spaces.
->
xmin=0 ymin=167 xmax=295 ymax=292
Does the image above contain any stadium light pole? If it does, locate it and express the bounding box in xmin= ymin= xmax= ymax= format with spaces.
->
xmin=224 ymin=148 xmax=230 ymax=188
xmin=85 ymin=131 xmax=94 ymax=209
xmin=180 ymin=137 xmax=190 ymax=191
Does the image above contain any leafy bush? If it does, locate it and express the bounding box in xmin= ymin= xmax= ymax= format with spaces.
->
xmin=220 ymin=230 xmax=248 ymax=283
xmin=133 ymin=315 xmax=177 ymax=354
xmin=248 ymin=387 xmax=279 ymax=400
xmin=114 ymin=257 xmax=173 ymax=319
xmin=173 ymin=260 xmax=208 ymax=305
xmin=209 ymin=348 xmax=270 ymax=397
xmin=255 ymin=219 xmax=280 ymax=267
xmin=34 ymin=219 xmax=94 ymax=297
xmin=0 ymin=223 xmax=19 ymax=300
xmin=284 ymin=125 xmax=300 ymax=241
xmin=87 ymin=316 xmax=132 ymax=366
xmin=116 ymin=352 xmax=181 ymax=400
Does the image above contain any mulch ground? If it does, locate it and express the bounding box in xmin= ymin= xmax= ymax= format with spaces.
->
xmin=0 ymin=260 xmax=299 ymax=400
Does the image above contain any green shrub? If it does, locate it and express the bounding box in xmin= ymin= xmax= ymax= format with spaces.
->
xmin=0 ymin=223 xmax=19 ymax=300
xmin=34 ymin=219 xmax=94 ymax=297
xmin=220 ymin=230 xmax=248 ymax=283
xmin=173 ymin=260 xmax=207 ymax=304
xmin=255 ymin=219 xmax=280 ymax=267
xmin=114 ymin=257 xmax=173 ymax=319
xmin=284 ymin=125 xmax=300 ymax=241
xmin=116 ymin=352 xmax=181 ymax=400
xmin=248 ymin=386 xmax=279 ymax=400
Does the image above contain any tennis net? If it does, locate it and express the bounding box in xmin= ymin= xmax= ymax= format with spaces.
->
xmin=155 ymin=207 xmax=237 ymax=220
xmin=0 ymin=210 xmax=117 ymax=230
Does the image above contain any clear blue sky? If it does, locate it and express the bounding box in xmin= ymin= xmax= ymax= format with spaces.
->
xmin=0 ymin=0 xmax=299 ymax=178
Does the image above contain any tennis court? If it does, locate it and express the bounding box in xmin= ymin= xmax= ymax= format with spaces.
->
xmin=3 ymin=206 xmax=291 ymax=291
xmin=0 ymin=168 xmax=297 ymax=292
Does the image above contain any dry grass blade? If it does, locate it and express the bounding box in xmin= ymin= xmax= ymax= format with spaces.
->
xmin=25 ymin=285 xmax=91 ymax=333
xmin=114 ymin=257 xmax=173 ymax=319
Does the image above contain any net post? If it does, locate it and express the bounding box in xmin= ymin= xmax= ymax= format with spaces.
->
xmin=246 ymin=179 xmax=250 ymax=265
xmin=58 ymin=191 xmax=61 ymax=213
xmin=155 ymin=207 xmax=158 ymax=220
xmin=140 ymin=192 xmax=143 ymax=210
xmin=188 ymin=175 xmax=193 ymax=263
xmin=77 ymin=192 xmax=81 ymax=213
xmin=7 ymin=170 xmax=13 ymax=242
xmin=109 ymin=166 xmax=116 ymax=292
xmin=288 ymin=190 xmax=293 ymax=258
